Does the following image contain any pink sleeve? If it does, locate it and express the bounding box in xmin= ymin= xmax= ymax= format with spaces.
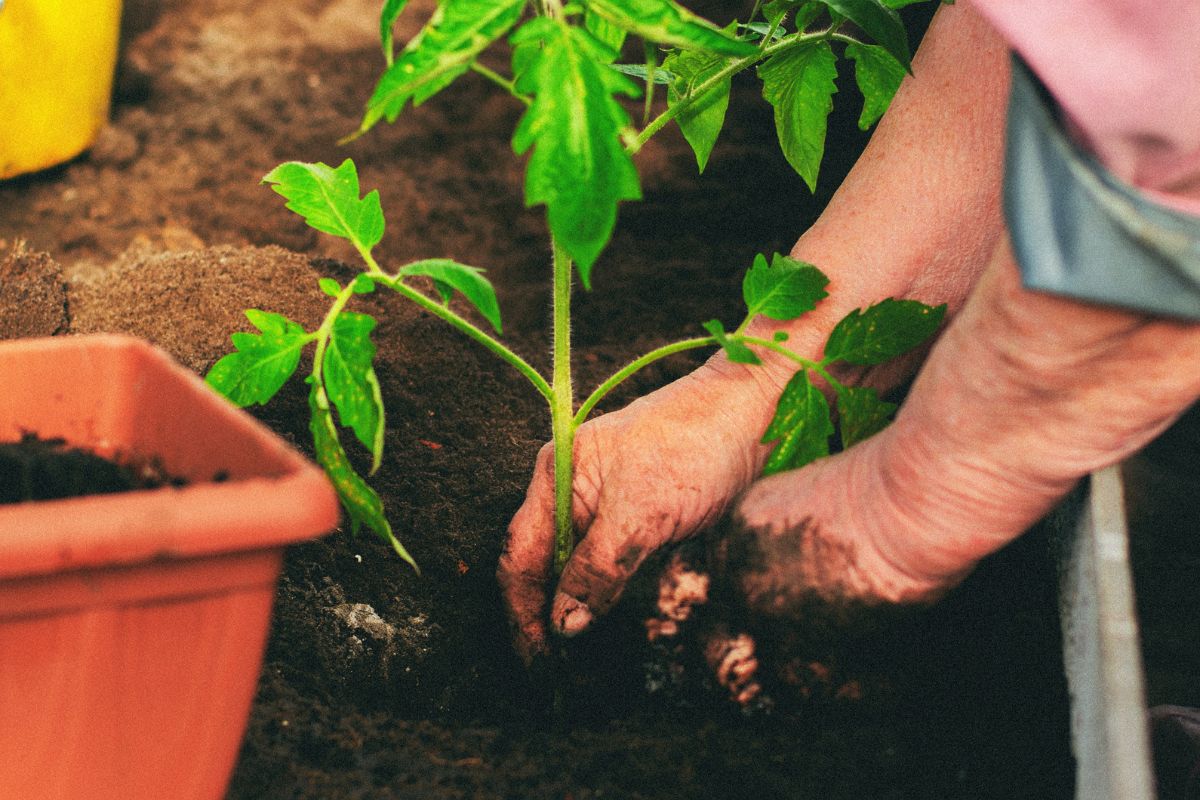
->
xmin=968 ymin=0 xmax=1200 ymax=215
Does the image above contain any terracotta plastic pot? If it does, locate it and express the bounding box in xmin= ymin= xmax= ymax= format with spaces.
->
xmin=0 ymin=335 xmax=339 ymax=799
xmin=0 ymin=0 xmax=124 ymax=179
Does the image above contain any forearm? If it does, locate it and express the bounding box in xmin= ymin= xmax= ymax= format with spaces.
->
xmin=870 ymin=239 xmax=1200 ymax=582
xmin=745 ymin=3 xmax=1011 ymax=389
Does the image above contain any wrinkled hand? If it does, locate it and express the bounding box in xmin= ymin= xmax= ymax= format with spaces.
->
xmin=498 ymin=361 xmax=778 ymax=664
xmin=648 ymin=237 xmax=1200 ymax=705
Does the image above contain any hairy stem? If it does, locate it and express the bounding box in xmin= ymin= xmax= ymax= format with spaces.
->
xmin=551 ymin=237 xmax=576 ymax=575
xmin=360 ymin=253 xmax=554 ymax=401
xmin=627 ymin=28 xmax=834 ymax=155
xmin=471 ymin=61 xmax=531 ymax=106
xmin=575 ymin=336 xmax=716 ymax=425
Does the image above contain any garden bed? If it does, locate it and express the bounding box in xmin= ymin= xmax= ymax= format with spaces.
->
xmin=0 ymin=0 xmax=1143 ymax=796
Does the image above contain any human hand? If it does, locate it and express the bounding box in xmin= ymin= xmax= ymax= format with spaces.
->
xmin=648 ymin=236 xmax=1200 ymax=705
xmin=498 ymin=358 xmax=779 ymax=665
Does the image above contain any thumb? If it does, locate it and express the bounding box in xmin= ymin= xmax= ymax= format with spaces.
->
xmin=550 ymin=514 xmax=661 ymax=637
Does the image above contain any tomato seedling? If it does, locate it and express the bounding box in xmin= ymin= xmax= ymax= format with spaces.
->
xmin=208 ymin=0 xmax=944 ymax=571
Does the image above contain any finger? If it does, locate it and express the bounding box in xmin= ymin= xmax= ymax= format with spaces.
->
xmin=550 ymin=509 xmax=661 ymax=637
xmin=497 ymin=443 xmax=557 ymax=665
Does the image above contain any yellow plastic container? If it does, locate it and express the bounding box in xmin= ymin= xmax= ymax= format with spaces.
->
xmin=0 ymin=0 xmax=124 ymax=179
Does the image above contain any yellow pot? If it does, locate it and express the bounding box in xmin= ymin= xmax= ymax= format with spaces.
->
xmin=0 ymin=0 xmax=124 ymax=179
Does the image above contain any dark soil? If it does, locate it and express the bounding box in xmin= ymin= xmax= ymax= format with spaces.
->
xmin=6 ymin=1 xmax=1191 ymax=797
xmin=0 ymin=434 xmax=181 ymax=503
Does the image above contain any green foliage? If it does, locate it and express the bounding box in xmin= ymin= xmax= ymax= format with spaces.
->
xmin=761 ymin=370 xmax=834 ymax=474
xmin=663 ymin=46 xmax=734 ymax=172
xmin=585 ymin=8 xmax=628 ymax=53
xmin=364 ymin=0 xmax=525 ymax=131
xmin=324 ymin=313 xmax=386 ymax=473
xmin=759 ymin=41 xmax=838 ymax=192
xmin=380 ymin=0 xmax=410 ymax=65
xmin=263 ymin=160 xmax=384 ymax=255
xmin=397 ymin=259 xmax=503 ymax=333
xmin=846 ymin=42 xmax=906 ymax=129
xmin=511 ymin=17 xmax=642 ymax=285
xmin=585 ymin=0 xmax=757 ymax=57
xmin=823 ymin=298 xmax=946 ymax=365
xmin=213 ymin=0 xmax=948 ymax=567
xmin=742 ymin=252 xmax=829 ymax=320
xmin=817 ymin=0 xmax=911 ymax=70
xmin=309 ymin=380 xmax=417 ymax=570
xmin=702 ymin=319 xmax=761 ymax=365
xmin=836 ymin=385 xmax=895 ymax=448
xmin=206 ymin=310 xmax=309 ymax=407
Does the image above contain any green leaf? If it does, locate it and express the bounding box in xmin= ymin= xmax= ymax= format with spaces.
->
xmin=380 ymin=0 xmax=410 ymax=65
xmin=511 ymin=18 xmax=642 ymax=285
xmin=319 ymin=277 xmax=342 ymax=298
xmin=585 ymin=0 xmax=757 ymax=57
xmin=761 ymin=369 xmax=834 ymax=475
xmin=352 ymin=274 xmax=377 ymax=294
xmin=363 ymin=0 xmax=525 ymax=130
xmin=263 ymin=160 xmax=385 ymax=254
xmin=836 ymin=385 xmax=895 ymax=448
xmin=763 ymin=0 xmax=825 ymax=30
xmin=845 ymin=42 xmax=905 ymax=129
xmin=324 ymin=312 xmax=386 ymax=474
xmin=880 ymin=0 xmax=931 ymax=9
xmin=397 ymin=258 xmax=503 ymax=333
xmin=702 ymin=319 xmax=760 ymax=365
xmin=822 ymin=298 xmax=946 ymax=365
xmin=664 ymin=46 xmax=734 ymax=173
xmin=309 ymin=381 xmax=418 ymax=571
xmin=611 ymin=63 xmax=675 ymax=84
xmin=586 ymin=8 xmax=627 ymax=53
xmin=206 ymin=310 xmax=310 ymax=407
xmin=742 ymin=252 xmax=830 ymax=320
xmin=816 ymin=0 xmax=911 ymax=71
xmin=759 ymin=40 xmax=838 ymax=191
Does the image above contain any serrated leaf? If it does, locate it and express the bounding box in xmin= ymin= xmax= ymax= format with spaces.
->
xmin=263 ymin=160 xmax=385 ymax=254
xmin=206 ymin=310 xmax=309 ymax=407
xmin=309 ymin=382 xmax=418 ymax=571
xmin=586 ymin=8 xmax=627 ymax=53
xmin=836 ymin=385 xmax=895 ymax=448
xmin=611 ymin=63 xmax=675 ymax=84
xmin=363 ymin=0 xmax=525 ymax=131
xmin=822 ymin=298 xmax=946 ymax=365
xmin=817 ymin=0 xmax=911 ymax=71
xmin=761 ymin=369 xmax=834 ymax=475
xmin=324 ymin=312 xmax=386 ymax=473
xmin=846 ymin=42 xmax=905 ymax=129
xmin=319 ymin=277 xmax=342 ymax=298
xmin=586 ymin=0 xmax=757 ymax=56
xmin=759 ymin=40 xmax=838 ymax=191
xmin=880 ymin=0 xmax=929 ymax=9
xmin=742 ymin=252 xmax=830 ymax=320
xmin=702 ymin=319 xmax=760 ymax=365
xmin=511 ymin=18 xmax=642 ymax=285
xmin=664 ymin=46 xmax=734 ymax=172
xmin=380 ymin=0 xmax=410 ymax=65
xmin=398 ymin=258 xmax=503 ymax=332
xmin=763 ymin=0 xmax=825 ymax=30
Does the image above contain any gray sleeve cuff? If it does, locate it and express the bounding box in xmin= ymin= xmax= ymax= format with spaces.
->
xmin=1003 ymin=56 xmax=1200 ymax=320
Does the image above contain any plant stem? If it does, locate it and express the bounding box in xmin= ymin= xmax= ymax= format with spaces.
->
xmin=575 ymin=336 xmax=715 ymax=425
xmin=740 ymin=334 xmax=847 ymax=392
xmin=627 ymin=28 xmax=833 ymax=155
xmin=359 ymin=253 xmax=554 ymax=402
xmin=311 ymin=282 xmax=360 ymax=383
xmin=550 ymin=236 xmax=576 ymax=575
xmin=471 ymin=62 xmax=531 ymax=106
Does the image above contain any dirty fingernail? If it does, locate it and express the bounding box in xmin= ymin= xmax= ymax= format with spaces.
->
xmin=553 ymin=595 xmax=593 ymax=636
